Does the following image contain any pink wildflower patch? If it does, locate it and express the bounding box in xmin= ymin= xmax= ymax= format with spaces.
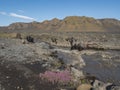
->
xmin=39 ymin=70 xmax=72 ymax=85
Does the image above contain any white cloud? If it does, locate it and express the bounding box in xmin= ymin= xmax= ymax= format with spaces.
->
xmin=9 ymin=13 xmax=36 ymax=21
xmin=18 ymin=10 xmax=24 ymax=13
xmin=0 ymin=12 xmax=7 ymax=15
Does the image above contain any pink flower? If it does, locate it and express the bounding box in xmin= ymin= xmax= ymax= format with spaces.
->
xmin=39 ymin=70 xmax=72 ymax=85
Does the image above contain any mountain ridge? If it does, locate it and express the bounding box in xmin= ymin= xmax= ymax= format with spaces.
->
xmin=0 ymin=16 xmax=120 ymax=32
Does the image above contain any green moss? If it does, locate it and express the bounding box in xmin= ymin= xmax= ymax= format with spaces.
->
xmin=81 ymin=79 xmax=87 ymax=84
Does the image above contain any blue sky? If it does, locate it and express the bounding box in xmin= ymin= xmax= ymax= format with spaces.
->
xmin=0 ymin=0 xmax=120 ymax=26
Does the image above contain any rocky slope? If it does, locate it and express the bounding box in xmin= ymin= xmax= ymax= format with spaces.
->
xmin=0 ymin=32 xmax=120 ymax=90
xmin=0 ymin=16 xmax=120 ymax=32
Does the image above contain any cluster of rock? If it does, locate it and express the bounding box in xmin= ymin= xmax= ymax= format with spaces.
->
xmin=0 ymin=33 xmax=120 ymax=90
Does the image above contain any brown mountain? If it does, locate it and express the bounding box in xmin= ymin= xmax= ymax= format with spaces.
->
xmin=1 ymin=16 xmax=120 ymax=32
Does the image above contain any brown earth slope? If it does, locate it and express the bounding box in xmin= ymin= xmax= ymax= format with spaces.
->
xmin=0 ymin=16 xmax=120 ymax=32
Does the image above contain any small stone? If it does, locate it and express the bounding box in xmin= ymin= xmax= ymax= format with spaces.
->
xmin=17 ymin=86 xmax=20 ymax=89
xmin=76 ymin=84 xmax=92 ymax=90
xmin=6 ymin=76 xmax=10 ymax=79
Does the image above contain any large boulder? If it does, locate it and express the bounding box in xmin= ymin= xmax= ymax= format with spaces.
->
xmin=92 ymin=80 xmax=112 ymax=90
xmin=53 ymin=49 xmax=86 ymax=67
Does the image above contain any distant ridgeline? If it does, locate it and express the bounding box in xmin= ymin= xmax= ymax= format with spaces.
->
xmin=0 ymin=16 xmax=120 ymax=32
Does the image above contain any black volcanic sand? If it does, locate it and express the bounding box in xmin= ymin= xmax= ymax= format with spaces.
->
xmin=0 ymin=58 xmax=56 ymax=90
xmin=82 ymin=50 xmax=120 ymax=85
xmin=0 ymin=58 xmax=74 ymax=90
